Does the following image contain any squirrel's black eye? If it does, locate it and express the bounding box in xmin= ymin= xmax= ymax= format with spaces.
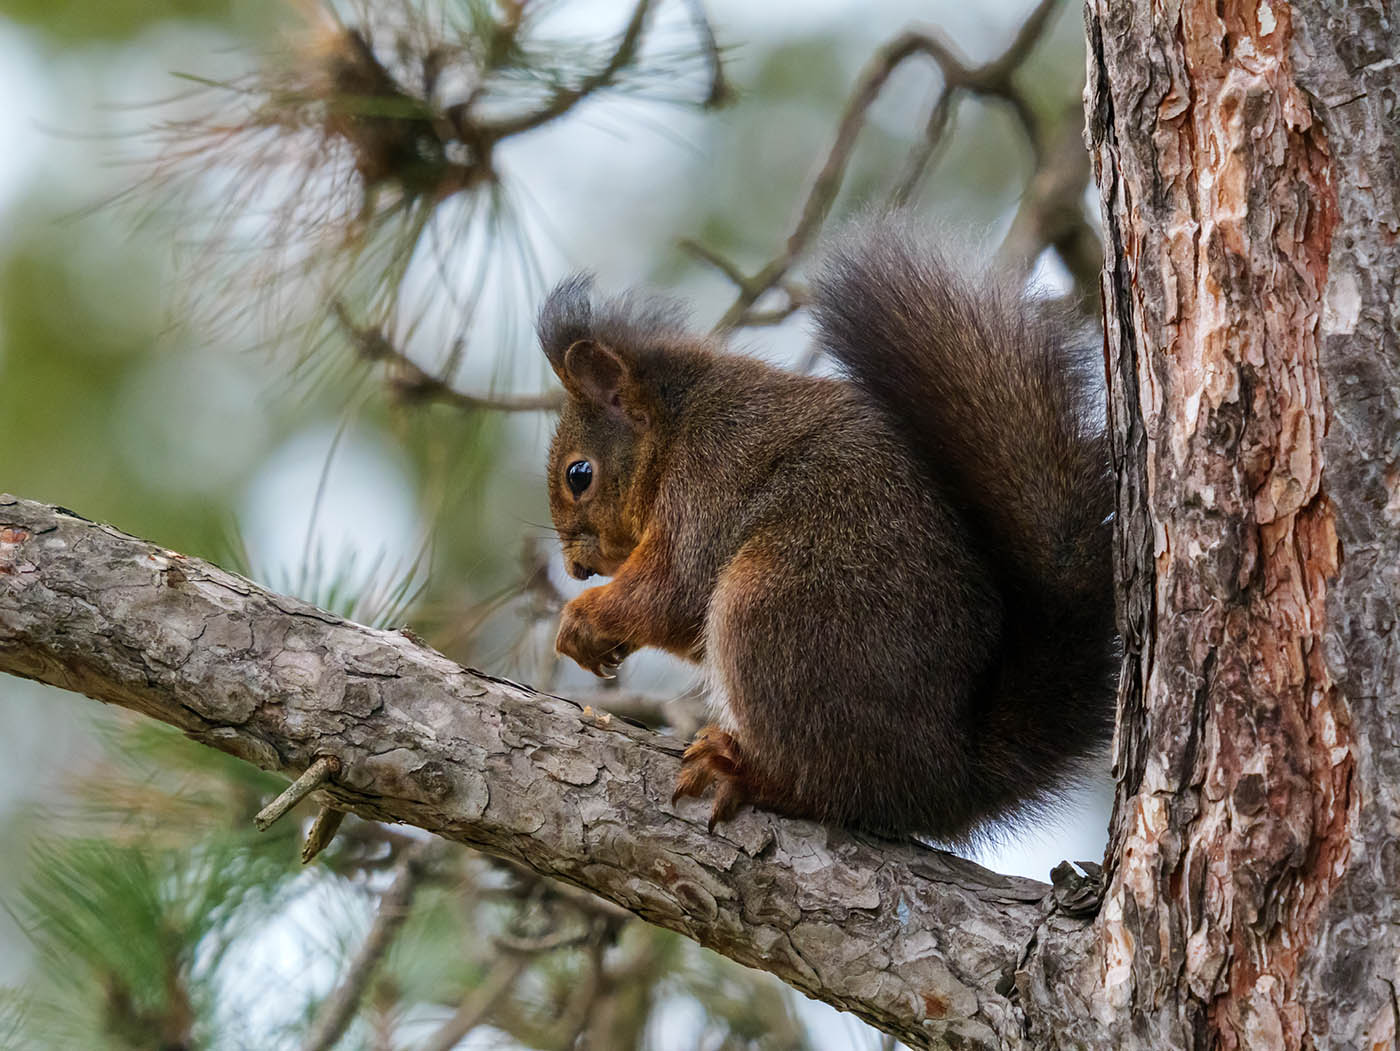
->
xmin=566 ymin=460 xmax=594 ymax=497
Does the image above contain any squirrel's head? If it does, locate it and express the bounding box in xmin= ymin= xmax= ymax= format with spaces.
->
xmin=538 ymin=276 xmax=676 ymax=580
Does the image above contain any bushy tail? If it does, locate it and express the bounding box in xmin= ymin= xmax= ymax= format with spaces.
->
xmin=813 ymin=220 xmax=1116 ymax=814
xmin=812 ymin=220 xmax=1111 ymax=615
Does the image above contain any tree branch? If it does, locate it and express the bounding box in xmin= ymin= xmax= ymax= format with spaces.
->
xmin=420 ymin=952 xmax=529 ymax=1051
xmin=0 ymin=495 xmax=1085 ymax=1049
xmin=303 ymin=840 xmax=437 ymax=1051
xmin=698 ymin=0 xmax=1079 ymax=331
xmin=477 ymin=0 xmax=656 ymax=142
xmin=332 ymin=300 xmax=563 ymax=414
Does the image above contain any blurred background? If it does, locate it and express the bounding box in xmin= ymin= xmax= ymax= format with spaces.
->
xmin=0 ymin=0 xmax=1108 ymax=1047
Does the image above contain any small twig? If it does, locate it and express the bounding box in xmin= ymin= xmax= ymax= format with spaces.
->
xmin=740 ymin=297 xmax=805 ymax=327
xmin=681 ymin=0 xmax=732 ymax=107
xmin=787 ymin=33 xmax=959 ymax=260
xmin=478 ymin=0 xmax=655 ymax=141
xmin=551 ymin=933 xmax=610 ymax=1048
xmin=301 ymin=804 xmax=347 ymax=864
xmin=890 ymin=85 xmax=954 ymax=206
xmin=709 ymin=30 xmax=965 ymax=330
xmin=302 ymin=841 xmax=437 ymax=1051
xmin=384 ymin=355 xmax=563 ymax=413
xmin=982 ymin=0 xmax=1062 ymax=83
xmin=691 ymin=1 xmax=1067 ymax=332
xmin=994 ymin=102 xmax=1101 ymax=302
xmin=937 ymin=0 xmax=1062 ymax=158
xmin=419 ymin=953 xmax=531 ymax=1051
xmin=678 ymin=237 xmax=752 ymax=290
xmin=255 ymin=755 xmax=341 ymax=832
xmin=331 ymin=300 xmax=563 ymax=413
xmin=493 ymin=926 xmax=592 ymax=953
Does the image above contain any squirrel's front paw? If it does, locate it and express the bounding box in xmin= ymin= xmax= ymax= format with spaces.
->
xmin=556 ymin=598 xmax=633 ymax=678
xmin=672 ymin=725 xmax=749 ymax=832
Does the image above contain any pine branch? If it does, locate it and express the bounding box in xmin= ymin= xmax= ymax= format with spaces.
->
xmin=302 ymin=841 xmax=437 ymax=1051
xmin=690 ymin=0 xmax=1100 ymax=329
xmin=0 ymin=495 xmax=1091 ymax=1050
xmin=332 ymin=300 xmax=563 ymax=413
xmin=419 ymin=953 xmax=529 ymax=1051
xmin=476 ymin=0 xmax=657 ymax=141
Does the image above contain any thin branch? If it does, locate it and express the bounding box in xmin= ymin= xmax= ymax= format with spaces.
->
xmin=255 ymin=755 xmax=341 ymax=831
xmin=890 ymin=85 xmax=954 ymax=206
xmin=381 ymin=354 xmax=563 ymax=413
xmin=981 ymin=0 xmax=1063 ymax=84
xmin=302 ymin=841 xmax=437 ymax=1051
xmin=332 ymin=300 xmax=563 ymax=413
xmin=493 ymin=926 xmax=592 ymax=954
xmin=778 ymin=32 xmax=959 ymax=270
xmin=995 ymin=106 xmax=1102 ymax=302
xmin=713 ymin=31 xmax=946 ymax=330
xmin=681 ymin=0 xmax=733 ymax=108
xmin=693 ymin=1 xmax=1068 ymax=331
xmin=677 ymin=238 xmax=751 ymax=290
xmin=420 ymin=953 xmax=530 ymax=1051
xmin=477 ymin=0 xmax=655 ymax=141
xmin=550 ymin=933 xmax=609 ymax=1049
xmin=302 ymin=805 xmax=347 ymax=865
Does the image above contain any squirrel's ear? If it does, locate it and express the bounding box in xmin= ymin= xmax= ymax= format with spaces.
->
xmin=539 ymin=274 xmax=594 ymax=379
xmin=562 ymin=340 xmax=651 ymax=429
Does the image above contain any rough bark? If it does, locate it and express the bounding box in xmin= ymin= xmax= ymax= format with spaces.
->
xmin=1085 ymin=1 xmax=1400 ymax=1048
xmin=0 ymin=494 xmax=1072 ymax=1051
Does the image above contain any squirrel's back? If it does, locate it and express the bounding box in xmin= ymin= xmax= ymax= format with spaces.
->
xmin=811 ymin=220 xmax=1116 ymax=831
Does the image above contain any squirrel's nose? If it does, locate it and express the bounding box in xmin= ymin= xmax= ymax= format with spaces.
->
xmin=568 ymin=561 xmax=596 ymax=581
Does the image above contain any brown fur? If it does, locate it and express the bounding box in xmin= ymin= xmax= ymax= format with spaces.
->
xmin=538 ymin=220 xmax=1115 ymax=844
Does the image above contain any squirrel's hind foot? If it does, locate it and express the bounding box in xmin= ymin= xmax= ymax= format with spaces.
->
xmin=672 ymin=725 xmax=749 ymax=832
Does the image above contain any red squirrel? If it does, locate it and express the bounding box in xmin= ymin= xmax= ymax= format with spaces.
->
xmin=538 ymin=219 xmax=1115 ymax=842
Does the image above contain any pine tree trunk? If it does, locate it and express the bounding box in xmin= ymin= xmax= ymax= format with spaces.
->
xmin=1085 ymin=1 xmax=1400 ymax=1046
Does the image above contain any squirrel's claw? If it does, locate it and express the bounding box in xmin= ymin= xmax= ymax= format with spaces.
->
xmin=595 ymin=642 xmax=633 ymax=679
xmin=672 ymin=725 xmax=748 ymax=831
xmin=671 ymin=758 xmax=715 ymax=804
xmin=707 ymin=778 xmax=747 ymax=832
xmin=555 ymin=601 xmax=633 ymax=678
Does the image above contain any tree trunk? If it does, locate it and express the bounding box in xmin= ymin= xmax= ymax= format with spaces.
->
xmin=1084 ymin=0 xmax=1400 ymax=1047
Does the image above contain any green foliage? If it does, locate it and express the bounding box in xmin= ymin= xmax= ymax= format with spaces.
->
xmin=0 ymin=0 xmax=234 ymax=42
xmin=14 ymin=837 xmax=291 ymax=1048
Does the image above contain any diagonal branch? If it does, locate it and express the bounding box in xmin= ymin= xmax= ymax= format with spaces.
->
xmin=0 ymin=495 xmax=1093 ymax=1049
xmin=420 ymin=952 xmax=529 ymax=1051
xmin=332 ymin=301 xmax=563 ymax=413
xmin=303 ymin=840 xmax=438 ymax=1051
xmin=477 ymin=0 xmax=656 ymax=142
xmin=698 ymin=0 xmax=1086 ymax=330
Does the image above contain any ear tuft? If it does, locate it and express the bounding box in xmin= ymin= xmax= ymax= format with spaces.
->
xmin=539 ymin=274 xmax=595 ymax=375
